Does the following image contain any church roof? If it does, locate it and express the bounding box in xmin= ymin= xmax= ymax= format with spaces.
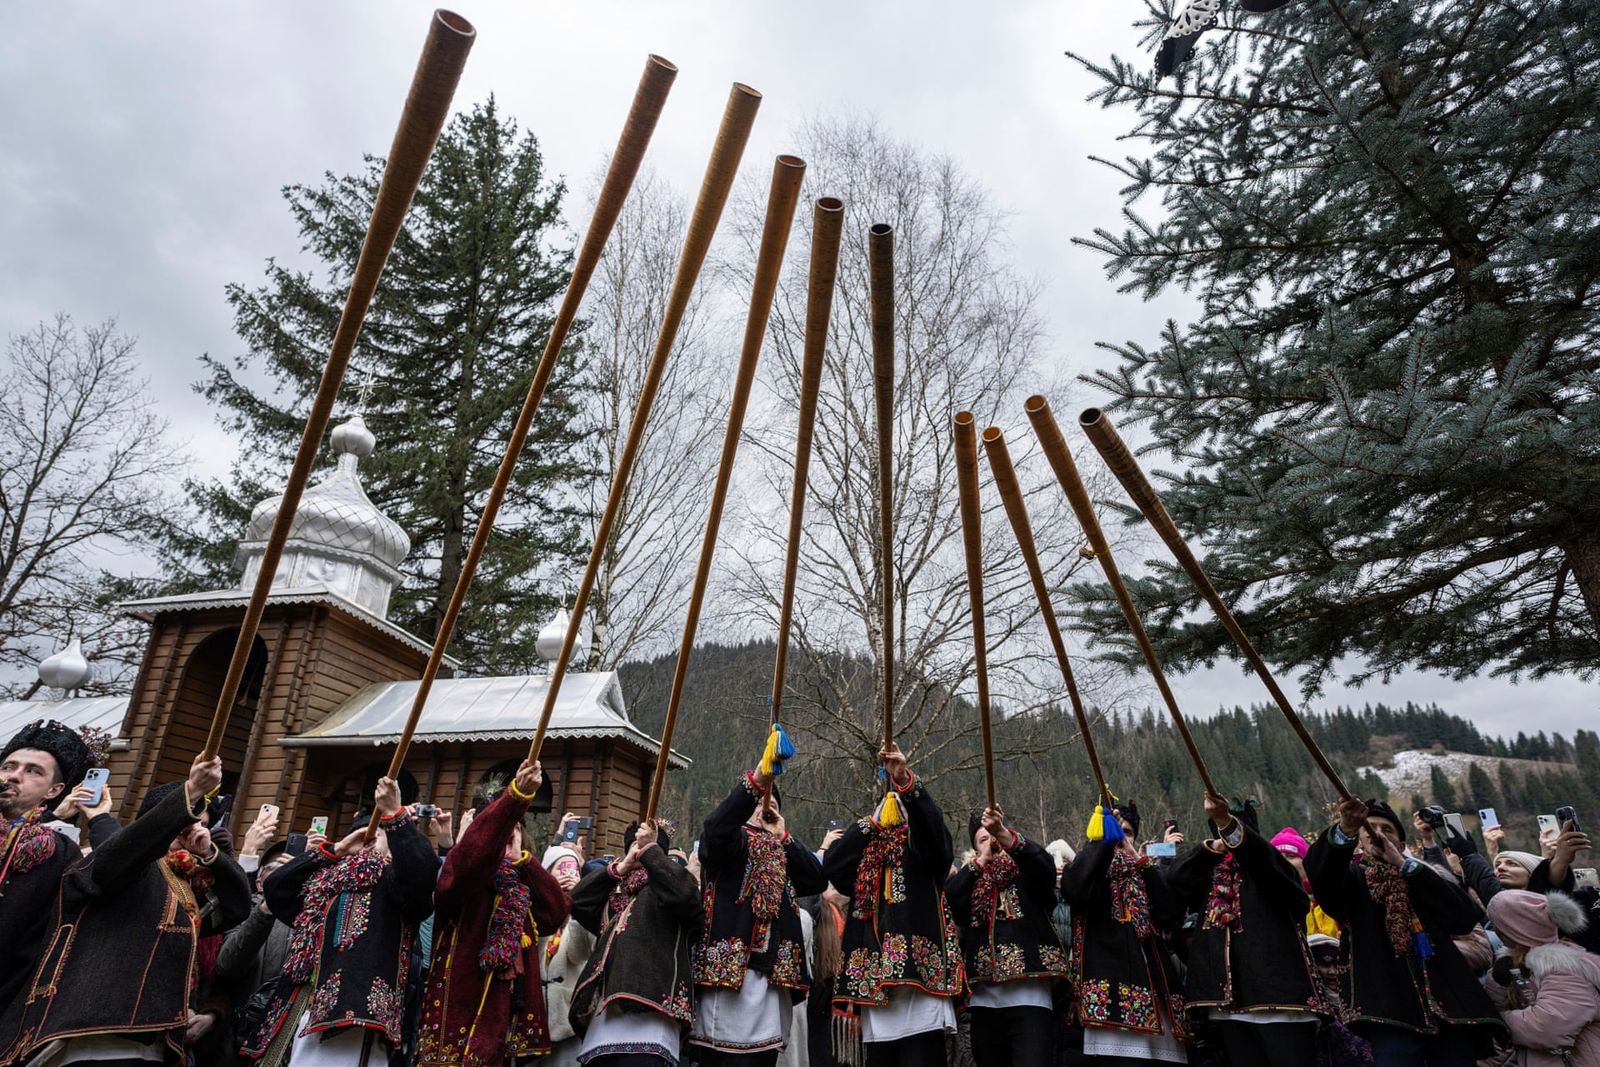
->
xmin=278 ymin=671 xmax=690 ymax=768
xmin=0 ymin=695 xmax=130 ymax=750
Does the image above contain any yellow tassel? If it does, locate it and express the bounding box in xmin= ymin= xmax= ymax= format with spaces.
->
xmin=1086 ymin=805 xmax=1105 ymax=841
xmin=521 ymin=933 xmax=533 ymax=949
xmin=879 ymin=788 xmax=903 ymax=827
xmin=758 ymin=727 xmax=781 ymax=777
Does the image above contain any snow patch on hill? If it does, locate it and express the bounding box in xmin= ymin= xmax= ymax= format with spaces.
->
xmin=1356 ymin=748 xmax=1555 ymax=797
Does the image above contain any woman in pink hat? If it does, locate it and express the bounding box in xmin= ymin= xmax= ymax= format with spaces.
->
xmin=1484 ymin=889 xmax=1600 ymax=1066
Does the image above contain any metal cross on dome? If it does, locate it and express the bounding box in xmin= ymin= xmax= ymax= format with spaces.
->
xmin=352 ymin=366 xmax=377 ymax=416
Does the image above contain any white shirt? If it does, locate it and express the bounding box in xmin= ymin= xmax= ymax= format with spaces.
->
xmin=58 ymin=1036 xmax=165 ymax=1063
xmin=968 ymin=977 xmax=1054 ymax=1011
xmin=579 ymin=1001 xmax=681 ymax=1065
xmin=690 ymin=969 xmax=789 ymax=1052
xmin=860 ymin=986 xmax=957 ymax=1043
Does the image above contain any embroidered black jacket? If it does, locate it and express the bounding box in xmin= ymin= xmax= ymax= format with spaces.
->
xmin=0 ymin=787 xmax=250 ymax=1064
xmin=822 ymin=776 xmax=964 ymax=1007
xmin=1165 ymin=824 xmax=1322 ymax=1015
xmin=696 ymin=774 xmax=827 ymax=997
xmin=1059 ymin=838 xmax=1185 ymax=1037
xmin=946 ymin=835 xmax=1068 ymax=988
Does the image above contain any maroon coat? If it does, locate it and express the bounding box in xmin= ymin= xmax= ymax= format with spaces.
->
xmin=416 ymin=791 xmax=570 ymax=1066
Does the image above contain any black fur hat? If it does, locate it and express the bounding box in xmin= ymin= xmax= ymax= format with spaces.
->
xmin=138 ymin=780 xmax=183 ymax=818
xmin=1364 ymin=799 xmax=1406 ymax=842
xmin=2 ymin=719 xmax=91 ymax=791
xmin=1115 ymin=800 xmax=1142 ymax=837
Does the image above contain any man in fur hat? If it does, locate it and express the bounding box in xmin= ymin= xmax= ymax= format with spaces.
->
xmin=415 ymin=760 xmax=571 ymax=1066
xmin=0 ymin=752 xmax=252 ymax=1066
xmin=690 ymin=765 xmax=828 ymax=1065
xmin=1058 ymin=799 xmax=1189 ymax=1064
xmin=1306 ymin=796 xmax=1505 ymax=1066
xmin=0 ymin=719 xmax=97 ymax=1009
xmin=569 ymin=817 xmax=703 ymax=1065
xmin=945 ymin=805 xmax=1068 ymax=1066
xmin=1166 ymin=794 xmax=1327 ymax=1066
xmin=822 ymin=743 xmax=964 ymax=1067
xmin=240 ymin=776 xmax=438 ymax=1067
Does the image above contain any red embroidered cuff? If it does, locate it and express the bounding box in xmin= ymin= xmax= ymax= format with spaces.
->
xmin=377 ymin=809 xmax=410 ymax=829
xmin=316 ymin=841 xmax=338 ymax=861
xmin=743 ymin=771 xmax=770 ymax=798
xmin=890 ymin=772 xmax=917 ymax=794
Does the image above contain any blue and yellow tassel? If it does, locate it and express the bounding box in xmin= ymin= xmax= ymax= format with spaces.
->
xmin=1086 ymin=799 xmax=1124 ymax=844
xmin=758 ymin=723 xmax=798 ymax=777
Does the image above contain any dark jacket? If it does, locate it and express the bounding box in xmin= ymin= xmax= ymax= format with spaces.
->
xmin=569 ymin=844 xmax=703 ymax=1033
xmin=0 ymin=812 xmax=118 ymax=1010
xmin=416 ymin=789 xmax=570 ymax=1066
xmin=1059 ymin=839 xmax=1185 ymax=1037
xmin=696 ymin=775 xmax=827 ymax=998
xmin=241 ymin=812 xmax=437 ymax=1056
xmin=1165 ymin=825 xmax=1322 ymax=1015
xmin=0 ymin=787 xmax=251 ymax=1065
xmin=1305 ymin=826 xmax=1504 ymax=1034
xmin=946 ymin=835 xmax=1068 ymax=987
xmin=822 ymin=776 xmax=964 ymax=1007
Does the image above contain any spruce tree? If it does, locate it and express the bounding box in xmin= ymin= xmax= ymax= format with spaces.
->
xmin=1429 ymin=765 xmax=1458 ymax=810
xmin=1072 ymin=0 xmax=1600 ymax=686
xmin=174 ymin=100 xmax=588 ymax=674
xmin=1466 ymin=762 xmax=1499 ymax=814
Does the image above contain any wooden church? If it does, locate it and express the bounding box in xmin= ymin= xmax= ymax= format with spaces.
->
xmin=0 ymin=414 xmax=683 ymax=854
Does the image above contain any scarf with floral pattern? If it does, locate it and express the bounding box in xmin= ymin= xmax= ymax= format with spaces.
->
xmin=739 ymin=827 xmax=786 ymax=921
xmin=972 ymin=849 xmax=1021 ymax=927
xmin=284 ymin=850 xmax=387 ymax=982
xmin=1109 ymin=847 xmax=1154 ymax=939
xmin=1202 ymin=851 xmax=1243 ymax=931
xmin=1 ymin=809 xmax=56 ymax=882
xmin=607 ymin=865 xmax=651 ymax=921
xmin=479 ymin=857 xmax=533 ymax=975
xmin=851 ymin=822 xmax=907 ymax=920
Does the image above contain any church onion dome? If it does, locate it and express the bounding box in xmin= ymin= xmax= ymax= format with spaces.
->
xmin=235 ymin=414 xmax=411 ymax=619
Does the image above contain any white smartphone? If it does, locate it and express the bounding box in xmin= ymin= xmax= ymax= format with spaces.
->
xmin=259 ymin=803 xmax=280 ymax=823
xmin=1145 ymin=842 xmax=1177 ymax=858
xmin=1443 ymin=813 xmax=1467 ymax=839
xmin=309 ymin=815 xmax=329 ymax=836
xmin=1575 ymin=868 xmax=1598 ymax=891
xmin=1537 ymin=814 xmax=1561 ymax=837
xmin=1478 ymin=807 xmax=1499 ymax=829
xmin=81 ymin=767 xmax=110 ymax=806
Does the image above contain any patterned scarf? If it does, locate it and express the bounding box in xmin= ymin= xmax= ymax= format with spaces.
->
xmin=1364 ymin=857 xmax=1425 ymax=957
xmin=284 ymin=850 xmax=387 ymax=982
xmin=1 ymin=809 xmax=57 ymax=882
xmin=972 ymin=849 xmax=1020 ymax=927
xmin=1202 ymin=851 xmax=1243 ymax=931
xmin=738 ymin=828 xmax=786 ymax=921
xmin=1109 ymin=847 xmax=1153 ymax=939
xmin=164 ymin=848 xmax=216 ymax=896
xmin=479 ymin=857 xmax=533 ymax=975
xmin=852 ymin=823 xmax=907 ymax=920
xmin=607 ymin=865 xmax=651 ymax=921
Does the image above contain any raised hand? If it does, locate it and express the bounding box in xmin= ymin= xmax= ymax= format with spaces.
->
xmin=1336 ymin=796 xmax=1368 ymax=838
xmin=878 ymin=743 xmax=911 ymax=789
xmin=513 ymin=760 xmax=542 ymax=798
xmin=185 ymin=756 xmax=223 ymax=814
xmin=374 ymin=776 xmax=402 ymax=818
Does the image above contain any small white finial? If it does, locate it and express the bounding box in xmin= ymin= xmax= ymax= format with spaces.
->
xmin=330 ymin=413 xmax=376 ymax=459
xmin=38 ymin=637 xmax=91 ymax=691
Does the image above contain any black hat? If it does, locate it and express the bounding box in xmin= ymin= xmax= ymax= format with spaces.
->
xmin=2 ymin=719 xmax=91 ymax=791
xmin=623 ymin=820 xmax=673 ymax=855
xmin=1115 ymin=800 xmax=1142 ymax=837
xmin=1364 ymin=799 xmax=1406 ymax=842
xmin=138 ymin=780 xmax=184 ymax=818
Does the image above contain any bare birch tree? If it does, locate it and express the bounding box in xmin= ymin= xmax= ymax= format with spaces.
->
xmin=727 ymin=117 xmax=1124 ymax=812
xmin=576 ymin=167 xmax=727 ymax=670
xmin=0 ymin=315 xmax=180 ymax=695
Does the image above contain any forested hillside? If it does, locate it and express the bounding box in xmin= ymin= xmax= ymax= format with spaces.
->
xmin=619 ymin=642 xmax=1597 ymax=854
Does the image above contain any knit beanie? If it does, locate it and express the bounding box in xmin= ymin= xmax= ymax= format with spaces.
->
xmin=1496 ymin=850 xmax=1542 ymax=875
xmin=1271 ymin=827 xmax=1310 ymax=859
xmin=1488 ymin=889 xmax=1559 ymax=948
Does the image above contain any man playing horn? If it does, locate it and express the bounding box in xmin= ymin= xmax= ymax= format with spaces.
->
xmin=416 ymin=760 xmax=571 ymax=1066
xmin=1166 ymin=793 xmax=1327 ymax=1066
xmin=0 ymin=753 xmax=253 ymax=1067
xmin=1058 ymin=799 xmax=1189 ymax=1063
xmin=823 ymin=743 xmax=964 ymax=1067
xmin=241 ymin=777 xmax=439 ymax=1067
xmin=945 ymin=805 xmax=1067 ymax=1066
xmin=689 ymin=762 xmax=827 ymax=1065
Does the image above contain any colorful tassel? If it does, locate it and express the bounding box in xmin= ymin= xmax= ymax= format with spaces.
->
xmin=1411 ymin=922 xmax=1433 ymax=961
xmin=758 ymin=722 xmax=798 ymax=777
xmin=879 ymin=789 xmax=903 ymax=827
xmin=1086 ymin=803 xmax=1124 ymax=844
xmin=775 ymin=723 xmax=796 ymax=760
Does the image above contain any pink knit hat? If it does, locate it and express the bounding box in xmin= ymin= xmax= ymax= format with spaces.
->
xmin=1271 ymin=826 xmax=1309 ymax=859
xmin=1488 ymin=889 xmax=1558 ymax=948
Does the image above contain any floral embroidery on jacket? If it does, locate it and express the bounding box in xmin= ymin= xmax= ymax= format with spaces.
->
xmin=1080 ymin=978 xmax=1113 ymax=1022
xmin=302 ymin=971 xmax=343 ymax=1035
xmin=695 ymin=936 xmax=749 ymax=987
xmin=1119 ymin=982 xmax=1157 ymax=1030
xmin=366 ymin=976 xmax=403 ymax=1041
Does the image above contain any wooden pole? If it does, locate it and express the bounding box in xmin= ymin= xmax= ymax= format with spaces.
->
xmin=1079 ymin=407 xmax=1355 ymax=800
xmin=642 ymin=155 xmax=806 ymax=820
xmin=769 ymin=196 xmax=845 ymax=725
xmin=203 ymin=10 xmax=474 ymax=760
xmin=868 ymin=223 xmax=897 ymax=751
xmin=1025 ymin=395 xmax=1219 ymax=797
xmin=526 ymin=83 xmax=762 ymax=764
xmin=953 ymin=412 xmax=996 ymax=809
xmin=361 ymin=55 xmax=678 ymax=833
xmin=980 ymin=425 xmax=1113 ymax=807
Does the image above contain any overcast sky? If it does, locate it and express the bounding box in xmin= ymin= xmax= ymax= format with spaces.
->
xmin=2 ymin=2 xmax=1592 ymax=738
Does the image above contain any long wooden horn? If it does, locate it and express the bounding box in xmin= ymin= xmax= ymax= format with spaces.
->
xmin=527 ymin=83 xmax=762 ymax=765
xmin=642 ymin=155 xmax=805 ymax=820
xmin=954 ymin=412 xmax=996 ymax=810
xmin=1025 ymin=395 xmax=1219 ymax=796
xmin=361 ymin=56 xmax=678 ymax=835
xmin=981 ymin=425 xmax=1113 ymax=807
xmin=769 ymin=196 xmax=845 ymax=726
xmin=203 ymin=10 xmax=474 ymax=761
xmin=868 ymin=223 xmax=897 ymax=752
xmin=1079 ymin=408 xmax=1355 ymax=799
